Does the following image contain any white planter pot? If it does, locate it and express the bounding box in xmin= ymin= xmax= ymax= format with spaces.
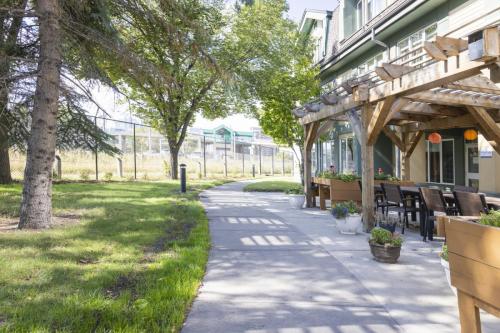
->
xmin=288 ymin=195 xmax=305 ymax=209
xmin=337 ymin=214 xmax=362 ymax=235
xmin=441 ymin=258 xmax=457 ymax=296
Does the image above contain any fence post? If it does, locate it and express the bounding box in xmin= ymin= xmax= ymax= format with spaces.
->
xmin=180 ymin=163 xmax=187 ymax=193
xmin=271 ymin=148 xmax=274 ymax=176
xmin=242 ymin=149 xmax=245 ymax=175
xmin=117 ymin=158 xmax=123 ymax=178
xmin=133 ymin=124 xmax=137 ymax=180
xmin=282 ymin=151 xmax=285 ymax=175
xmin=259 ymin=145 xmax=262 ymax=175
xmin=55 ymin=155 xmax=62 ymax=179
xmin=252 ymin=164 xmax=255 ymax=178
xmin=203 ymin=135 xmax=207 ymax=178
xmin=224 ymin=139 xmax=228 ymax=177
xmin=94 ymin=117 xmax=98 ymax=181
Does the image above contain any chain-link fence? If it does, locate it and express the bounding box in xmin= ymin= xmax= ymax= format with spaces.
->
xmin=9 ymin=117 xmax=295 ymax=181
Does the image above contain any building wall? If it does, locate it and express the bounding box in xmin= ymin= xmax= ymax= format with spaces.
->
xmin=478 ymin=134 xmax=500 ymax=193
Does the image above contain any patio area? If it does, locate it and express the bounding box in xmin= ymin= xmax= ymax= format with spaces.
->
xmin=182 ymin=180 xmax=499 ymax=333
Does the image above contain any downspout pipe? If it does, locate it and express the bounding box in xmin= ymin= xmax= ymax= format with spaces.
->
xmin=371 ymin=28 xmax=389 ymax=59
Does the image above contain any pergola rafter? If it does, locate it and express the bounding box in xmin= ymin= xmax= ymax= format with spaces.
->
xmin=298 ymin=26 xmax=500 ymax=230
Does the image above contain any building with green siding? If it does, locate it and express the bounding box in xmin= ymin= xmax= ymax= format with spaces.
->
xmin=300 ymin=0 xmax=500 ymax=190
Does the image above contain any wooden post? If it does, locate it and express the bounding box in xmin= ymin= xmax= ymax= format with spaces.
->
xmin=360 ymin=104 xmax=375 ymax=231
xmin=116 ymin=158 xmax=123 ymax=178
xmin=457 ymin=290 xmax=482 ymax=333
xmin=401 ymin=132 xmax=411 ymax=181
xmin=304 ymin=122 xmax=319 ymax=208
xmin=55 ymin=155 xmax=62 ymax=179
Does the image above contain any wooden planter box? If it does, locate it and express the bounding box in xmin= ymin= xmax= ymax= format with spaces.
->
xmin=312 ymin=177 xmax=414 ymax=210
xmin=312 ymin=178 xmax=361 ymax=209
xmin=444 ymin=217 xmax=500 ymax=332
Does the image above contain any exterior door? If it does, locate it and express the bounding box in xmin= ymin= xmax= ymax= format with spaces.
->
xmin=465 ymin=143 xmax=479 ymax=188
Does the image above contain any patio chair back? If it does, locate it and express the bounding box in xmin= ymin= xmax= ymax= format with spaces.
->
xmin=419 ymin=187 xmax=447 ymax=213
xmin=453 ymin=185 xmax=478 ymax=193
xmin=381 ymin=183 xmax=402 ymax=204
xmin=453 ymin=191 xmax=488 ymax=216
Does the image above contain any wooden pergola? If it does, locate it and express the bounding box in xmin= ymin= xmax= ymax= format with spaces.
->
xmin=297 ymin=26 xmax=500 ymax=229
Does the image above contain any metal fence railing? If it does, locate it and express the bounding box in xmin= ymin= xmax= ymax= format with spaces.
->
xmin=9 ymin=117 xmax=295 ymax=181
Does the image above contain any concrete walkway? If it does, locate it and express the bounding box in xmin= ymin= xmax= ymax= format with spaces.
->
xmin=182 ymin=181 xmax=499 ymax=333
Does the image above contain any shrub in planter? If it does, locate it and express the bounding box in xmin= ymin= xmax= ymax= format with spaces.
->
xmin=479 ymin=209 xmax=500 ymax=227
xmin=286 ymin=188 xmax=305 ymax=209
xmin=332 ymin=201 xmax=362 ymax=234
xmin=369 ymin=227 xmax=403 ymax=263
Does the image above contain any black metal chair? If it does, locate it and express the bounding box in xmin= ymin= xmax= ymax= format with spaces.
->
xmin=453 ymin=191 xmax=488 ymax=216
xmin=381 ymin=183 xmax=420 ymax=234
xmin=358 ymin=181 xmax=387 ymax=213
xmin=453 ymin=185 xmax=478 ymax=193
xmin=419 ymin=187 xmax=455 ymax=241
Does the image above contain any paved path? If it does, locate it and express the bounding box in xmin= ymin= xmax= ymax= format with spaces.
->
xmin=182 ymin=181 xmax=499 ymax=333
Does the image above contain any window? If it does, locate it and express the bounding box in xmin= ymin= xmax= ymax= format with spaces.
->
xmin=397 ymin=23 xmax=437 ymax=66
xmin=426 ymin=139 xmax=455 ymax=184
xmin=340 ymin=136 xmax=356 ymax=173
xmin=367 ymin=0 xmax=384 ymax=21
xmin=356 ymin=0 xmax=363 ymax=31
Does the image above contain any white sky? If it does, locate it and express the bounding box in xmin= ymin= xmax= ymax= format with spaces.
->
xmin=90 ymin=0 xmax=337 ymax=131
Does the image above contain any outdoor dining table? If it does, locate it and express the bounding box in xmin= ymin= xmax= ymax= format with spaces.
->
xmin=374 ymin=184 xmax=500 ymax=239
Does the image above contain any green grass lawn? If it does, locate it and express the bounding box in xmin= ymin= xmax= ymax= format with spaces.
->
xmin=0 ymin=180 xmax=227 ymax=333
xmin=243 ymin=180 xmax=302 ymax=193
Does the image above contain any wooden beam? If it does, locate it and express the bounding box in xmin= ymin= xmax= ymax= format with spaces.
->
xmin=305 ymin=122 xmax=320 ymax=150
xmin=424 ymin=41 xmax=448 ymax=60
xmin=407 ymin=131 xmax=423 ymax=156
xmin=369 ymin=50 xmax=495 ymax=103
xmin=382 ymin=63 xmax=414 ymax=79
xmin=315 ymin=120 xmax=334 ymax=140
xmin=466 ymin=106 xmax=500 ymax=145
xmin=353 ymin=84 xmax=369 ymax=102
xmin=300 ymin=95 xmax=360 ymax=125
xmin=435 ymin=36 xmax=468 ymax=56
xmin=367 ymin=96 xmax=395 ymax=145
xmin=383 ymin=127 xmax=405 ymax=151
xmin=390 ymin=112 xmax=435 ymax=122
xmin=408 ymin=90 xmax=500 ymax=109
xmin=446 ymin=75 xmax=500 ymax=95
xmin=346 ymin=109 xmax=363 ymax=141
xmin=304 ymin=103 xmax=321 ymax=113
xmin=403 ymin=114 xmax=477 ymax=132
xmin=375 ymin=66 xmax=393 ymax=81
xmin=384 ymin=98 xmax=411 ymax=126
xmin=320 ymin=93 xmax=339 ymax=105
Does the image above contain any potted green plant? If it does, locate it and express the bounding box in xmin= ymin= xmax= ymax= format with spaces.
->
xmin=368 ymin=227 xmax=403 ymax=263
xmin=286 ymin=188 xmax=305 ymax=209
xmin=333 ymin=201 xmax=362 ymax=234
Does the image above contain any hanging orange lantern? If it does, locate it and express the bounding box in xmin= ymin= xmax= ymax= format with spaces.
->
xmin=464 ymin=129 xmax=478 ymax=141
xmin=428 ymin=132 xmax=442 ymax=144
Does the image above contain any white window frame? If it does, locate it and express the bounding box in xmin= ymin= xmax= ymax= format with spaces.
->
xmin=339 ymin=134 xmax=356 ymax=174
xmin=355 ymin=0 xmax=363 ymax=31
xmin=396 ymin=22 xmax=437 ymax=66
xmin=426 ymin=138 xmax=455 ymax=185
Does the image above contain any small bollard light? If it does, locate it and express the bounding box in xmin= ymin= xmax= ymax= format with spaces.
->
xmin=180 ymin=163 xmax=187 ymax=193
xmin=252 ymin=164 xmax=255 ymax=178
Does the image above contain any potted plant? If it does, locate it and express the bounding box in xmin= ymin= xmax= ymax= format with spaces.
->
xmin=439 ymin=244 xmax=456 ymax=295
xmin=333 ymin=201 xmax=362 ymax=234
xmin=286 ymin=188 xmax=305 ymax=209
xmin=368 ymin=227 xmax=403 ymax=263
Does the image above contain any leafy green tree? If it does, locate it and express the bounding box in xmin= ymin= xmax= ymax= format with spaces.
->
xmin=231 ymin=0 xmax=320 ymax=180
xmin=104 ymin=0 xmax=253 ymax=179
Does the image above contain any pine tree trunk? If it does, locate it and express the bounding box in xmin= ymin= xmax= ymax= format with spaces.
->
xmin=169 ymin=146 xmax=179 ymax=180
xmin=0 ymin=96 xmax=12 ymax=184
xmin=18 ymin=0 xmax=61 ymax=229
xmin=0 ymin=127 xmax=11 ymax=184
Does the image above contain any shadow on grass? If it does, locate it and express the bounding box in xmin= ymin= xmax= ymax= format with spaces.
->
xmin=0 ymin=181 xmax=215 ymax=332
